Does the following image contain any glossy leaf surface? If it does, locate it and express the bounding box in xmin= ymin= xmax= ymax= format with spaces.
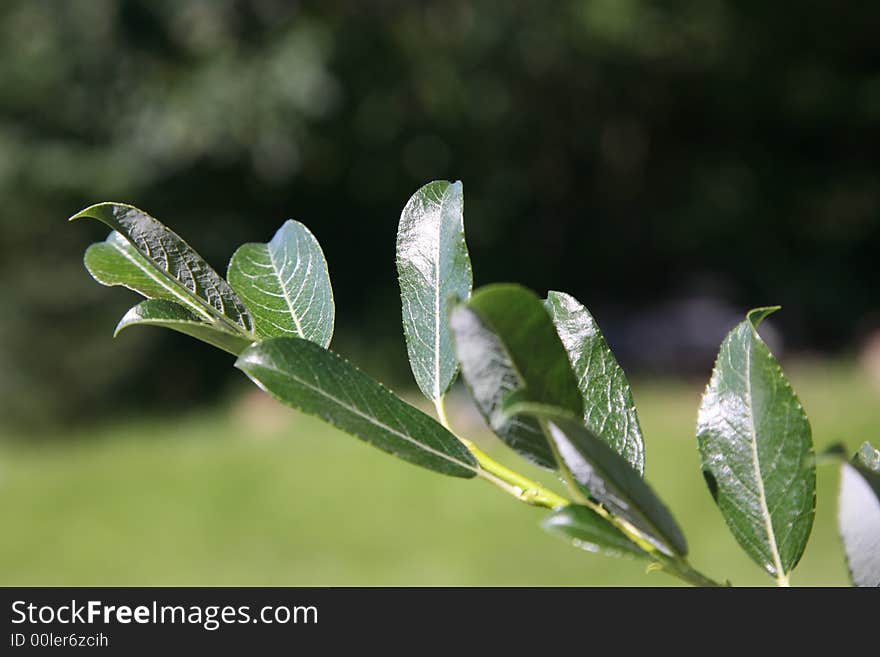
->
xmin=541 ymin=504 xmax=647 ymax=558
xmin=546 ymin=291 xmax=645 ymax=474
xmin=116 ymin=299 xmax=253 ymax=356
xmin=72 ymin=202 xmax=252 ymax=333
xmin=697 ymin=307 xmax=815 ymax=579
xmin=236 ymin=337 xmax=478 ymax=478
xmin=838 ymin=442 xmax=880 ymax=587
xmin=228 ymin=220 xmax=334 ymax=346
xmin=396 ymin=181 xmax=472 ymax=400
xmin=450 ymin=284 xmax=582 ymax=469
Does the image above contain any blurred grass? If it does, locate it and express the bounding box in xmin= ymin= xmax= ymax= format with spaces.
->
xmin=0 ymin=358 xmax=875 ymax=586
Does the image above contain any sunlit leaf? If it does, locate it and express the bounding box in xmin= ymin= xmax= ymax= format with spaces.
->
xmin=546 ymin=290 xmax=645 ymax=474
xmin=696 ymin=307 xmax=815 ymax=580
xmin=396 ymin=181 xmax=472 ymax=400
xmin=228 ymin=220 xmax=334 ymax=346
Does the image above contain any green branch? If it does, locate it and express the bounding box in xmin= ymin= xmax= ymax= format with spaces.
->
xmin=435 ymin=397 xmax=567 ymax=509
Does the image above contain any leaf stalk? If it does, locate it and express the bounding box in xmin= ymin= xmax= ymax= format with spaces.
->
xmin=434 ymin=397 xmax=567 ymax=509
xmin=438 ymin=400 xmax=724 ymax=586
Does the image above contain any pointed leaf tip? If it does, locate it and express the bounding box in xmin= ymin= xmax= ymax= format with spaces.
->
xmin=746 ymin=305 xmax=781 ymax=329
xmin=68 ymin=201 xmax=122 ymax=222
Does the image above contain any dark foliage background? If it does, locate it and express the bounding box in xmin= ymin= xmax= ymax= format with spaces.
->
xmin=2 ymin=0 xmax=878 ymax=426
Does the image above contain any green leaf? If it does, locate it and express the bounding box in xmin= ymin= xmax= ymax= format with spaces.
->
xmin=235 ymin=337 xmax=478 ymax=478
xmin=396 ymin=180 xmax=473 ymax=401
xmin=449 ymin=284 xmax=583 ymax=469
xmin=696 ymin=306 xmax=815 ymax=580
xmin=71 ymin=202 xmax=252 ymax=334
xmin=508 ymin=402 xmax=687 ymax=556
xmin=545 ymin=291 xmax=645 ymax=475
xmin=115 ymin=299 xmax=254 ymax=356
xmin=838 ymin=441 xmax=880 ymax=587
xmin=85 ymin=232 xmax=190 ymax=304
xmin=541 ymin=504 xmax=648 ymax=558
xmin=228 ymin=220 xmax=334 ymax=346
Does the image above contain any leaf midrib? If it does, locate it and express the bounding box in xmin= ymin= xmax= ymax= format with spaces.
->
xmin=743 ymin=333 xmax=785 ymax=579
xmin=267 ymin=238 xmax=305 ymax=337
xmin=113 ymin=238 xmax=212 ymax=321
xmin=242 ymin=356 xmax=477 ymax=475
xmin=431 ymin=186 xmax=448 ymax=399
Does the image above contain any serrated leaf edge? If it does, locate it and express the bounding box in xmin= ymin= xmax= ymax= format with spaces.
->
xmin=235 ymin=343 xmax=479 ymax=477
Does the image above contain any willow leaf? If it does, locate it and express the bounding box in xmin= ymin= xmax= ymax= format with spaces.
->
xmin=546 ymin=291 xmax=645 ymax=474
xmin=116 ymin=299 xmax=254 ymax=356
xmin=235 ymin=337 xmax=478 ymax=478
xmin=697 ymin=307 xmax=815 ymax=581
xmin=228 ymin=220 xmax=334 ymax=346
xmin=450 ymin=284 xmax=582 ymax=469
xmin=542 ymin=504 xmax=648 ymax=558
xmin=397 ymin=180 xmax=472 ymax=401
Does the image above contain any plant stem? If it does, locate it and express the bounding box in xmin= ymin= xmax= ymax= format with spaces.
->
xmin=591 ymin=506 xmax=724 ymax=586
xmin=537 ymin=417 xmax=725 ymax=587
xmin=434 ymin=397 xmax=567 ymax=509
xmin=434 ymin=396 xmax=453 ymax=431
xmin=434 ymin=397 xmax=724 ymax=587
xmin=467 ymin=440 xmax=569 ymax=509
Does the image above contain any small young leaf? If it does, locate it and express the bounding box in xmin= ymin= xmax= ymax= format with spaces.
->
xmin=115 ymin=299 xmax=254 ymax=356
xmin=71 ymin=203 xmax=253 ymax=334
xmin=697 ymin=307 xmax=815 ymax=580
xmin=542 ymin=504 xmax=648 ymax=558
xmin=838 ymin=441 xmax=880 ymax=587
xmin=228 ymin=220 xmax=335 ymax=346
xmin=85 ymin=232 xmax=199 ymax=308
xmin=508 ymin=403 xmax=687 ymax=556
xmin=545 ymin=291 xmax=645 ymax=475
xmin=235 ymin=337 xmax=478 ymax=478
xmin=397 ymin=180 xmax=473 ymax=401
xmin=449 ymin=284 xmax=583 ymax=469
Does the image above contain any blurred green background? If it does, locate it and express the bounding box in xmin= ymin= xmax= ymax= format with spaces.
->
xmin=1 ymin=361 xmax=871 ymax=586
xmin=1 ymin=0 xmax=878 ymax=585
